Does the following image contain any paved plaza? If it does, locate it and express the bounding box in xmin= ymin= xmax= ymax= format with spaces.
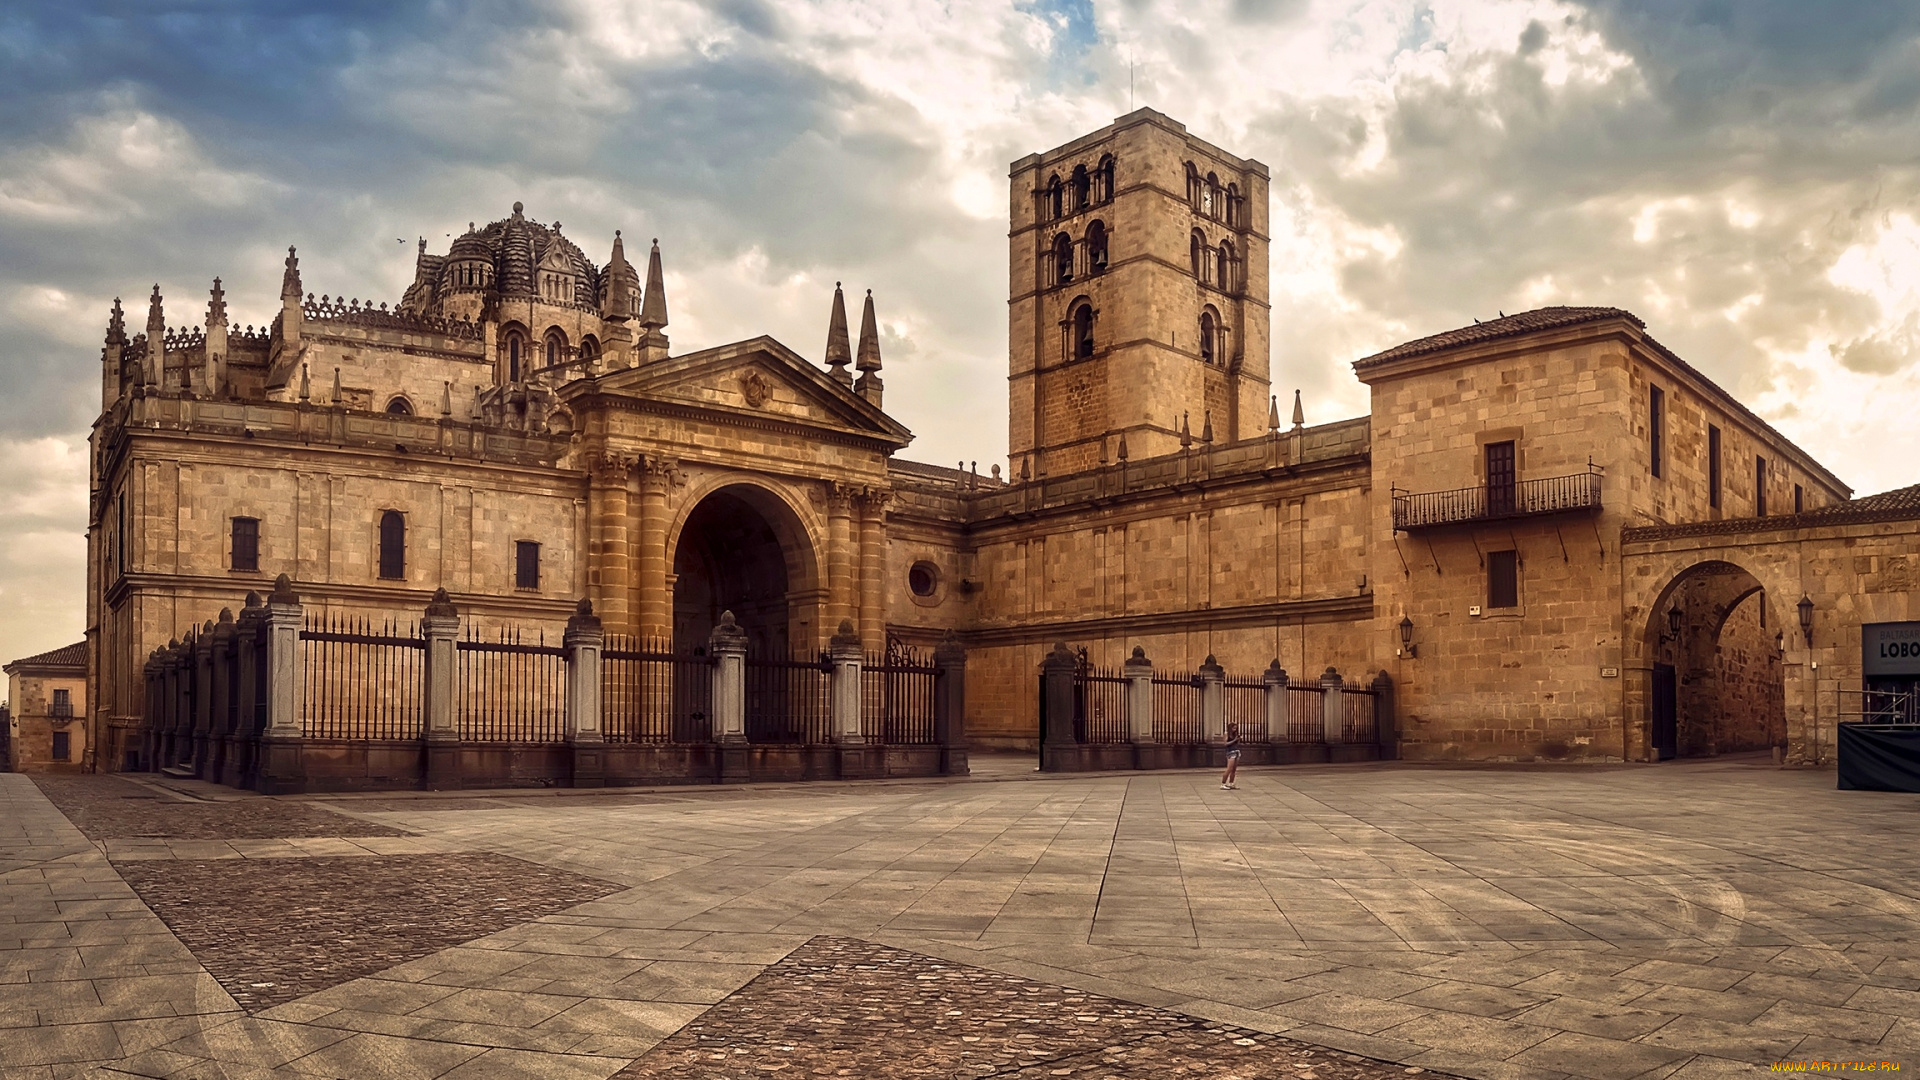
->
xmin=2 ymin=757 xmax=1916 ymax=1078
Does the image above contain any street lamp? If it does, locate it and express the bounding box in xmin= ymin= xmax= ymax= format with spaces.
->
xmin=1667 ymin=604 xmax=1683 ymax=638
xmin=1798 ymin=594 xmax=1815 ymax=648
xmin=1399 ymin=615 xmax=1416 ymax=659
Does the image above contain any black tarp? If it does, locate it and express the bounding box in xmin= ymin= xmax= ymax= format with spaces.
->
xmin=1837 ymin=724 xmax=1920 ymax=792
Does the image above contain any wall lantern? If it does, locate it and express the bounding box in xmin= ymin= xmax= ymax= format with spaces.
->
xmin=1798 ymin=594 xmax=1815 ymax=648
xmin=1662 ymin=603 xmax=1683 ymax=643
xmin=1398 ymin=615 xmax=1417 ymax=659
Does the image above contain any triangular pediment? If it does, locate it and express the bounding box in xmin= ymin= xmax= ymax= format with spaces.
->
xmin=566 ymin=336 xmax=913 ymax=448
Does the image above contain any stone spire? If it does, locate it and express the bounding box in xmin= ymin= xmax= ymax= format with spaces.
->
xmin=1267 ymin=394 xmax=1280 ymax=434
xmin=602 ymin=230 xmax=639 ymax=320
xmin=280 ymin=246 xmax=302 ymax=302
xmin=636 ymin=238 xmax=670 ymax=363
xmin=102 ymin=298 xmax=127 ymax=407
xmin=1291 ymin=389 xmax=1304 ymax=432
xmin=276 ymin=245 xmax=304 ymax=357
xmin=143 ymin=284 xmax=165 ymax=388
xmin=204 ymin=277 xmax=229 ymax=396
xmin=824 ymin=282 xmax=853 ymax=387
xmin=854 ymin=289 xmax=883 ymax=408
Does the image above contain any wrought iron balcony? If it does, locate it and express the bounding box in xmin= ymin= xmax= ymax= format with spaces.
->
xmin=48 ymin=700 xmax=73 ymax=718
xmin=1392 ymin=470 xmax=1603 ymax=531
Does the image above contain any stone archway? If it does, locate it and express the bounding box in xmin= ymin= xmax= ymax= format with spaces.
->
xmin=1640 ymin=560 xmax=1787 ymax=761
xmin=670 ymin=484 xmax=820 ymax=657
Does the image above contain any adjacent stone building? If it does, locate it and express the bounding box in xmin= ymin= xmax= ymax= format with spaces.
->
xmin=75 ymin=108 xmax=1916 ymax=775
xmin=5 ymin=642 xmax=88 ymax=772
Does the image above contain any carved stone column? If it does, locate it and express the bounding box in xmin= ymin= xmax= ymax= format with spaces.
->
xmin=855 ymin=486 xmax=891 ymax=654
xmin=636 ymin=456 xmax=675 ymax=642
xmin=587 ymin=452 xmax=636 ymax=636
xmin=826 ymin=483 xmax=855 ymax=633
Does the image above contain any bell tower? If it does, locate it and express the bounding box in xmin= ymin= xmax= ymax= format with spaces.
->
xmin=1008 ymin=109 xmax=1270 ymax=475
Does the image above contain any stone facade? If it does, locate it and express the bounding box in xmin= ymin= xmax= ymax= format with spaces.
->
xmin=72 ymin=107 xmax=1915 ymax=772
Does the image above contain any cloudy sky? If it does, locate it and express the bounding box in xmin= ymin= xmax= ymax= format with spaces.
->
xmin=2 ymin=0 xmax=1917 ymax=664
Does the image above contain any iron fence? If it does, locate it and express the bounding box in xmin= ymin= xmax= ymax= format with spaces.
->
xmin=745 ymin=653 xmax=831 ymax=744
xmin=862 ymin=645 xmax=941 ymax=744
xmin=1342 ymin=690 xmax=1377 ymax=743
xmin=1287 ymin=685 xmax=1324 ymax=743
xmin=456 ymin=628 xmax=567 ymax=742
xmin=1222 ymin=677 xmax=1268 ymax=742
xmin=299 ymin=613 xmax=424 ymax=740
xmin=1073 ymin=666 xmax=1130 ymax=744
xmin=603 ymin=635 xmax=715 ymax=743
xmin=1152 ymin=676 xmax=1204 ymax=744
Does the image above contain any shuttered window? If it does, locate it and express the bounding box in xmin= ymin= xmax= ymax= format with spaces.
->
xmin=231 ymin=517 xmax=259 ymax=572
xmin=378 ymin=511 xmax=406 ymax=580
xmin=1488 ymin=550 xmax=1519 ymax=610
xmin=515 ymin=541 xmax=540 ymax=591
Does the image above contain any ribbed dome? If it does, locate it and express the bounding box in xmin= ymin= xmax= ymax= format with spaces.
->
xmin=435 ymin=208 xmax=599 ymax=299
xmin=447 ymin=232 xmax=492 ymax=261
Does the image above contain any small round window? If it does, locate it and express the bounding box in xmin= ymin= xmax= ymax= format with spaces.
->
xmin=908 ymin=561 xmax=939 ymax=598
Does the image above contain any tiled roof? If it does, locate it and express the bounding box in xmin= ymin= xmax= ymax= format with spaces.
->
xmin=4 ymin=641 xmax=85 ymax=674
xmin=1622 ymin=482 xmax=1920 ymax=543
xmin=1352 ymin=307 xmax=1640 ymax=369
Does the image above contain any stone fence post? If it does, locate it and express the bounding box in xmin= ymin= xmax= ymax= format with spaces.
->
xmin=829 ymin=620 xmax=864 ymax=744
xmin=234 ymin=594 xmax=264 ymax=787
xmin=422 ymin=588 xmax=461 ymax=790
xmin=933 ymin=631 xmax=969 ymax=776
xmin=710 ymin=611 xmax=750 ymax=782
xmin=209 ymin=610 xmax=236 ymax=783
xmin=1264 ymin=661 xmax=1289 ymax=743
xmin=1124 ymin=646 xmax=1154 ymax=744
xmin=1199 ymin=654 xmax=1225 ymax=746
xmin=192 ymin=625 xmax=214 ymax=777
xmin=1370 ymin=671 xmax=1397 ymax=760
xmin=1039 ymin=643 xmax=1080 ymax=771
xmin=1320 ymin=667 xmax=1345 ymax=745
xmin=566 ymin=599 xmax=606 ymax=788
xmin=258 ymin=574 xmax=305 ymax=794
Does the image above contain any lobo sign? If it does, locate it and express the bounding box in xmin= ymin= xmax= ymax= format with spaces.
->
xmin=1863 ymin=622 xmax=1920 ymax=677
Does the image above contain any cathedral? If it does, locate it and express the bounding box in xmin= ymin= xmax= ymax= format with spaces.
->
xmin=77 ymin=109 xmax=1920 ymax=780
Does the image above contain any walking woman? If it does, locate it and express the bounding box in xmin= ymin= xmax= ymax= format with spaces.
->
xmin=1220 ymin=722 xmax=1241 ymax=789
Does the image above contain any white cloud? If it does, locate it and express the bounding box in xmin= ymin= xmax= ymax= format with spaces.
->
xmin=0 ymin=435 xmax=88 ymax=665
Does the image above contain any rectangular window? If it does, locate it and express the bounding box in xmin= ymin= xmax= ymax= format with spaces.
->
xmin=1755 ymin=456 xmax=1768 ymax=516
xmin=1649 ymin=386 xmax=1665 ymax=478
xmin=1488 ymin=550 xmax=1519 ymax=609
xmin=51 ymin=688 xmax=72 ymax=718
xmin=1794 ymin=483 xmax=1804 ymax=514
xmin=515 ymin=541 xmax=540 ymax=590
xmin=231 ymin=517 xmax=260 ymax=572
xmin=51 ymin=731 xmax=70 ymax=762
xmin=1484 ymin=441 xmax=1517 ymax=516
xmin=1707 ymin=425 xmax=1722 ymax=509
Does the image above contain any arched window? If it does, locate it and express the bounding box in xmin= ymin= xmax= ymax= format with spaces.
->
xmin=579 ymin=336 xmax=598 ymax=364
xmin=1070 ymin=164 xmax=1089 ymax=211
xmin=1218 ymin=239 xmax=1235 ymax=293
xmin=1046 ymin=175 xmax=1063 ymax=220
xmin=1087 ymin=221 xmax=1108 ymax=274
xmin=1098 ymin=155 xmax=1115 ymax=202
xmin=544 ymin=331 xmax=567 ymax=369
xmin=1053 ymin=233 xmax=1074 ymax=286
xmin=385 ymin=397 xmax=412 ymax=415
xmin=1190 ymin=230 xmax=1208 ymax=282
xmin=378 ymin=510 xmax=405 ymax=581
xmin=1199 ymin=311 xmax=1216 ymax=365
xmin=1226 ymin=183 xmax=1240 ymax=227
xmin=507 ymin=334 xmax=523 ymax=382
xmin=1071 ymin=303 xmax=1094 ymax=360
xmin=1204 ymin=172 xmax=1219 ymax=218
xmin=1185 ymin=162 xmax=1201 ymax=207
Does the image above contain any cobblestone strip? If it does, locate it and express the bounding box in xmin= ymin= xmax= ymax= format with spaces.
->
xmin=616 ymin=936 xmax=1452 ymax=1079
xmin=31 ymin=775 xmax=410 ymax=841
xmin=116 ymin=853 xmax=626 ymax=1011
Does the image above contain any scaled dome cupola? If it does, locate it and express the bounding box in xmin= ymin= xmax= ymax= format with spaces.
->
xmin=411 ymin=202 xmax=603 ymax=314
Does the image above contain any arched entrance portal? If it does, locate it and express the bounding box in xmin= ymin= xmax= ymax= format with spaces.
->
xmin=671 ymin=485 xmax=819 ymax=657
xmin=1643 ymin=561 xmax=1787 ymax=760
